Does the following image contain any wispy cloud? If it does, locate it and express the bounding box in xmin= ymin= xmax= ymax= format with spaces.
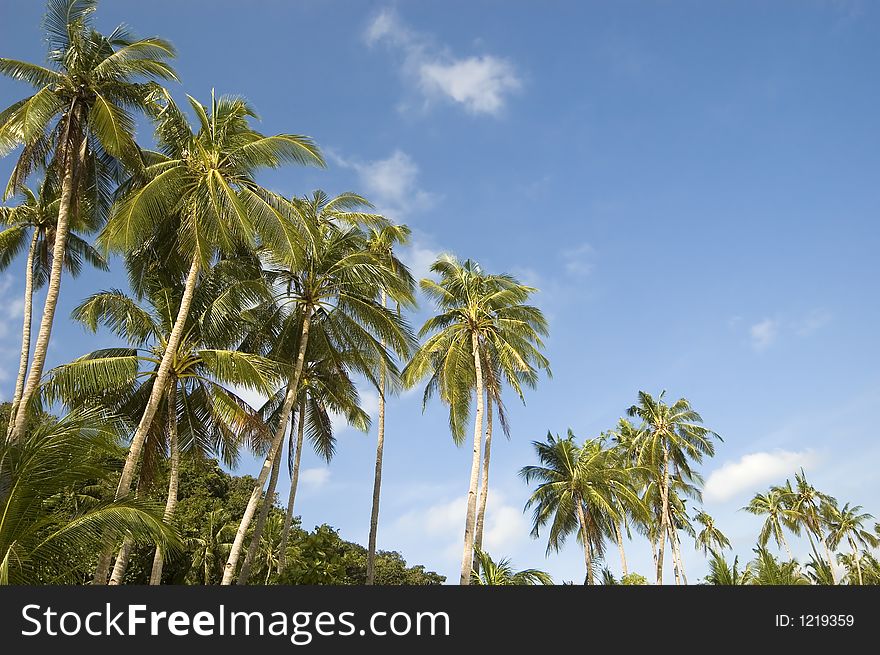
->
xmin=749 ymin=318 xmax=778 ymax=351
xmin=794 ymin=308 xmax=833 ymax=336
xmin=365 ymin=8 xmax=521 ymax=116
xmin=704 ymin=450 xmax=819 ymax=503
xmin=299 ymin=467 xmax=331 ymax=491
xmin=562 ymin=242 xmax=595 ymax=276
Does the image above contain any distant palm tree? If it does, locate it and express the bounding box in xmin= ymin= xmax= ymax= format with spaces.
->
xmin=750 ymin=548 xmax=809 ymax=586
xmin=788 ymin=470 xmax=837 ymax=583
xmin=743 ymin=486 xmax=799 ymax=560
xmin=405 ymin=255 xmax=549 ymax=584
xmin=693 ymin=510 xmax=731 ymax=555
xmin=189 ymin=507 xmax=235 ymax=585
xmin=470 ymin=549 xmax=552 ymax=585
xmin=0 ymin=178 xmax=107 ymax=438
xmin=0 ymin=0 xmax=177 ymax=440
xmin=825 ymin=502 xmax=877 ymax=586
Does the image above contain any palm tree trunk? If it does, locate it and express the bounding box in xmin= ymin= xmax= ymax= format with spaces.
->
xmin=613 ymin=520 xmax=628 ymax=577
xmin=848 ymin=536 xmax=863 ymax=586
xmin=575 ymin=499 xmax=593 ymax=584
xmin=778 ymin=529 xmax=794 ymax=561
xmin=222 ymin=309 xmax=312 ymax=585
xmin=821 ymin=534 xmax=837 ymax=584
xmin=473 ymin=392 xmax=493 ymax=576
xmin=667 ymin=522 xmax=687 ymax=584
xmin=656 ymin=478 xmax=670 ymax=584
xmin=6 ymin=230 xmax=39 ymax=440
xmin=93 ymin=256 xmax=200 ymax=584
xmin=278 ymin=403 xmax=305 ymax=573
xmin=651 ymin=534 xmax=658 ymax=578
xmin=238 ymin=444 xmax=283 ymax=584
xmin=149 ymin=386 xmax=180 ymax=585
xmin=366 ymin=292 xmax=388 ymax=585
xmin=459 ymin=331 xmax=485 ymax=586
xmin=10 ymin=107 xmax=84 ymax=442
xmin=107 ymin=453 xmax=154 ymax=585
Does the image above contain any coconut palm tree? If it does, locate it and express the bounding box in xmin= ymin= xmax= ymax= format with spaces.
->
xmin=704 ymin=551 xmax=751 ymax=585
xmin=693 ymin=510 xmax=730 ymax=555
xmin=825 ymin=502 xmax=877 ymax=586
xmin=365 ymin=223 xmax=416 ymax=585
xmin=404 ymin=255 xmax=549 ymax=585
xmin=627 ymin=391 xmax=720 ymax=584
xmin=45 ymin=261 xmax=279 ymax=583
xmin=221 ymin=193 xmax=412 ymax=584
xmin=750 ymin=547 xmax=809 ymax=586
xmin=93 ymin=91 xmax=322 ymax=582
xmin=743 ymin=486 xmax=799 ymax=560
xmin=0 ymin=178 xmax=107 ymax=438
xmin=188 ymin=507 xmax=235 ymax=585
xmin=520 ymin=431 xmax=641 ymax=584
xmin=0 ymin=407 xmax=178 ymax=584
xmin=470 ymin=549 xmax=552 ymax=585
xmin=787 ymin=470 xmax=837 ymax=583
xmin=0 ymin=0 xmax=178 ymax=440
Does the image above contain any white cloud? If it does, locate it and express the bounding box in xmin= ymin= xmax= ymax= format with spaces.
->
xmin=365 ymin=8 xmax=521 ymax=116
xmin=299 ymin=467 xmax=331 ymax=490
xmin=749 ymin=318 xmax=778 ymax=351
xmin=795 ymin=309 xmax=832 ymax=336
xmin=328 ymin=149 xmax=437 ymax=222
xmin=562 ymin=242 xmax=595 ymax=276
xmin=704 ymin=450 xmax=819 ymax=503
xmin=400 ymin=240 xmax=443 ymax=284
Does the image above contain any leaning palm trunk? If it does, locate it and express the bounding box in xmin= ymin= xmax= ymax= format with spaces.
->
xmin=149 ymin=387 xmax=181 ymax=585
xmin=6 ymin=230 xmax=39 ymax=440
xmin=458 ymin=332 xmax=485 ymax=586
xmin=849 ymin=536 xmax=863 ymax=586
xmin=11 ymin=107 xmax=84 ymax=442
xmin=107 ymin=452 xmax=155 ymax=585
xmin=366 ymin=295 xmax=387 ymax=585
xmin=277 ymin=403 xmax=306 ymax=572
xmin=778 ymin=529 xmax=794 ymax=561
xmin=238 ymin=447 xmax=282 ymax=584
xmin=576 ymin=499 xmax=594 ymax=584
xmin=222 ymin=309 xmax=312 ymax=585
xmin=94 ymin=257 xmax=201 ymax=583
xmin=820 ymin=533 xmax=837 ymax=584
xmin=613 ymin=520 xmax=628 ymax=577
xmin=472 ymin=393 xmax=494 ymax=576
xmin=667 ymin=521 xmax=686 ymax=584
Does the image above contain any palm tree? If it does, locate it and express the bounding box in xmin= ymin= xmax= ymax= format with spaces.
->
xmin=46 ymin=262 xmax=279 ymax=584
xmin=704 ymin=551 xmax=751 ymax=585
xmin=520 ymin=431 xmax=641 ymax=584
xmin=627 ymin=391 xmax=720 ymax=584
xmin=750 ymin=547 xmax=809 ymax=585
xmin=404 ymin=255 xmax=549 ymax=585
xmin=221 ymin=192 xmax=412 ymax=584
xmin=470 ymin=549 xmax=552 ymax=585
xmin=743 ymin=486 xmax=798 ymax=560
xmin=94 ymin=92 xmax=322 ymax=583
xmin=694 ymin=510 xmax=731 ymax=555
xmin=188 ymin=507 xmax=235 ymax=585
xmin=603 ymin=425 xmax=648 ymax=577
xmin=0 ymin=0 xmax=178 ymax=440
xmin=788 ymin=470 xmax=837 ymax=583
xmin=365 ymin=223 xmax=416 ymax=585
xmin=825 ymin=502 xmax=877 ymax=586
xmin=0 ymin=407 xmax=178 ymax=584
xmin=0 ymin=178 xmax=107 ymax=437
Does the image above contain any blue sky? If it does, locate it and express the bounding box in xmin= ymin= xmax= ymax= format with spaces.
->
xmin=2 ymin=0 xmax=879 ymax=583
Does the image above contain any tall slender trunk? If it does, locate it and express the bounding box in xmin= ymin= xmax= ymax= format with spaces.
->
xmin=656 ymin=478 xmax=669 ymax=584
xmin=778 ymin=529 xmax=794 ymax=562
xmin=278 ymin=402 xmax=305 ymax=573
xmin=366 ymin=292 xmax=388 ymax=585
xmin=150 ymin=386 xmax=180 ymax=585
xmin=667 ymin=520 xmax=686 ymax=584
xmin=848 ymin=536 xmax=863 ymax=586
xmin=613 ymin=520 xmax=628 ymax=577
xmin=107 ymin=451 xmax=154 ymax=585
xmin=6 ymin=230 xmax=39 ymax=440
xmin=459 ymin=331 xmax=485 ymax=586
xmin=473 ymin=392 xmax=493 ymax=575
xmin=576 ymin=498 xmax=593 ymax=584
xmin=238 ymin=445 xmax=282 ymax=584
xmin=11 ymin=106 xmax=84 ymax=442
xmin=222 ymin=309 xmax=312 ymax=585
xmin=94 ymin=256 xmax=200 ymax=584
xmin=820 ymin=533 xmax=837 ymax=584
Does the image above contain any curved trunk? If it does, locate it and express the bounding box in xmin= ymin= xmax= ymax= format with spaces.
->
xmin=473 ymin=392 xmax=493 ymax=575
xmin=848 ymin=536 xmax=863 ymax=586
xmin=107 ymin=452 xmax=154 ymax=585
xmin=278 ymin=402 xmax=306 ymax=573
xmin=575 ymin=498 xmax=593 ymax=584
xmin=458 ymin=331 xmax=485 ymax=586
xmin=11 ymin=107 xmax=85 ymax=442
xmin=820 ymin=534 xmax=837 ymax=584
xmin=149 ymin=386 xmax=180 ymax=585
xmin=94 ymin=256 xmax=200 ymax=584
xmin=222 ymin=309 xmax=312 ymax=585
xmin=238 ymin=444 xmax=283 ymax=584
xmin=6 ymin=230 xmax=39 ymax=440
xmin=778 ymin=528 xmax=794 ymax=562
xmin=366 ymin=294 xmax=387 ymax=585
xmin=613 ymin=520 xmax=628 ymax=577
